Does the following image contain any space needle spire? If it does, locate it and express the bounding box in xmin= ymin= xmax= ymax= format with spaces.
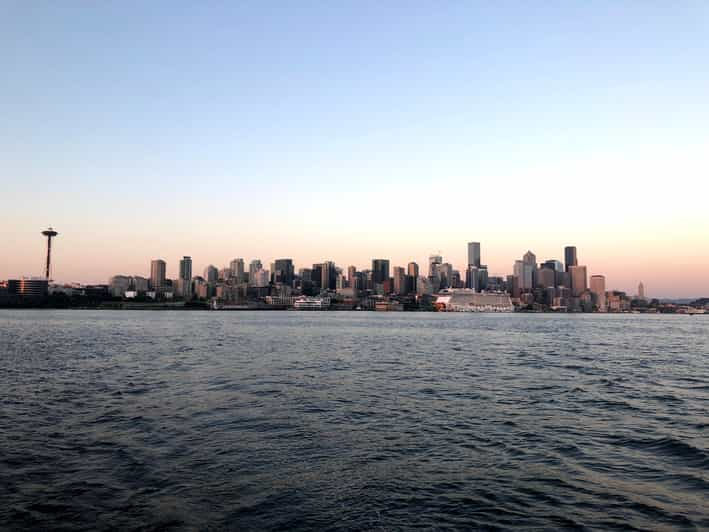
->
xmin=41 ymin=227 xmax=59 ymax=280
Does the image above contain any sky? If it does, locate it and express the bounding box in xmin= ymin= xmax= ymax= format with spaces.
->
xmin=1 ymin=1 xmax=708 ymax=298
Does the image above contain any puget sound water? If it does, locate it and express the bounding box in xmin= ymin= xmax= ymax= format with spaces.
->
xmin=1 ymin=310 xmax=707 ymax=531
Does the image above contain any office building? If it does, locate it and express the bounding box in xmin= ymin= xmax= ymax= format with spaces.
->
xmin=590 ymin=275 xmax=606 ymax=311
xmin=273 ymin=258 xmax=294 ymax=286
xmin=179 ymin=256 xmax=192 ymax=281
xmin=321 ymin=261 xmax=337 ymax=290
xmin=407 ymin=262 xmax=419 ymax=279
xmin=230 ymin=258 xmax=245 ymax=281
xmin=150 ymin=259 xmax=166 ymax=291
xmin=372 ymin=259 xmax=390 ymax=285
xmin=569 ymin=265 xmax=588 ymax=297
xmin=204 ymin=265 xmax=218 ymax=284
xmin=564 ymin=246 xmax=578 ymax=272
xmin=392 ymin=266 xmax=406 ymax=294
xmin=467 ymin=242 xmax=481 ymax=268
xmin=465 ymin=266 xmax=479 ymax=291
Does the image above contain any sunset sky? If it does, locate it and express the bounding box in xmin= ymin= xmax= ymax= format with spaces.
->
xmin=2 ymin=2 xmax=708 ymax=298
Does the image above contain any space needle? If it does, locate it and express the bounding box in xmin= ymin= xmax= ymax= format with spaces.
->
xmin=41 ymin=227 xmax=59 ymax=281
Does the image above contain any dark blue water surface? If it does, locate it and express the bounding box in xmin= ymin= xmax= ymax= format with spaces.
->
xmin=1 ymin=310 xmax=708 ymax=531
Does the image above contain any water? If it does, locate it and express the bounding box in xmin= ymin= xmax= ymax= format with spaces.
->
xmin=1 ymin=310 xmax=707 ymax=531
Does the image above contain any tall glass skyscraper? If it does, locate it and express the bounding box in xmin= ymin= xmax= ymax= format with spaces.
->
xmin=564 ymin=246 xmax=578 ymax=272
xmin=467 ymin=242 xmax=481 ymax=267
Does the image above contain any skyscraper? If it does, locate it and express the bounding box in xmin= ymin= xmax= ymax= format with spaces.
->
xmin=372 ymin=259 xmax=390 ymax=285
xmin=428 ymin=254 xmax=442 ymax=277
xmin=230 ymin=258 xmax=245 ymax=281
xmin=321 ymin=261 xmax=336 ymax=290
xmin=569 ymin=265 xmax=588 ymax=296
xmin=638 ymin=282 xmax=646 ymax=300
xmin=150 ymin=259 xmax=166 ymax=291
xmin=249 ymin=260 xmax=262 ymax=285
xmin=407 ymin=262 xmax=419 ymax=279
xmin=273 ymin=258 xmax=294 ymax=286
xmin=204 ymin=265 xmax=218 ymax=284
xmin=590 ymin=275 xmax=607 ymax=311
xmin=466 ymin=265 xmax=479 ymax=291
xmin=179 ymin=256 xmax=192 ymax=281
xmin=467 ymin=242 xmax=481 ymax=268
xmin=393 ymin=266 xmax=407 ymax=294
xmin=347 ymin=266 xmax=357 ymax=285
xmin=564 ymin=246 xmax=578 ymax=272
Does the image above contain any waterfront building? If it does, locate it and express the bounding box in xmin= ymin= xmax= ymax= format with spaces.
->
xmin=564 ymin=246 xmax=578 ymax=272
xmin=150 ymin=259 xmax=166 ymax=291
xmin=569 ymin=265 xmax=588 ymax=297
xmin=132 ymin=276 xmax=149 ymax=293
xmin=467 ymin=242 xmax=481 ymax=268
xmin=7 ymin=277 xmax=50 ymax=299
xmin=638 ymin=282 xmax=646 ymax=300
xmin=590 ymin=275 xmax=607 ymax=311
xmin=179 ymin=256 xmax=192 ymax=281
xmin=109 ymin=275 xmax=131 ymax=297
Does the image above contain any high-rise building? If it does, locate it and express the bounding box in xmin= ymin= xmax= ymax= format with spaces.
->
xmin=564 ymin=246 xmax=578 ymax=272
xmin=466 ymin=265 xmax=479 ymax=291
xmin=407 ymin=262 xmax=419 ymax=279
xmin=537 ymin=266 xmax=556 ymax=289
xmin=439 ymin=263 xmax=454 ymax=289
xmin=311 ymin=263 xmax=323 ymax=289
xmin=372 ymin=259 xmax=390 ymax=285
xmin=150 ymin=259 xmax=166 ymax=291
xmin=543 ymin=259 xmax=564 ymax=272
xmin=321 ymin=261 xmax=336 ymax=290
xmin=428 ymin=254 xmax=442 ymax=277
xmin=638 ymin=282 xmax=646 ymax=300
xmin=204 ymin=265 xmax=218 ymax=284
xmin=249 ymin=260 xmax=262 ymax=285
xmin=179 ymin=256 xmax=192 ymax=281
xmin=299 ymin=268 xmax=312 ymax=282
xmin=569 ymin=265 xmax=588 ymax=296
xmin=393 ymin=266 xmax=407 ymax=294
xmin=273 ymin=259 xmax=294 ymax=286
xmin=347 ymin=266 xmax=357 ymax=285
xmin=513 ymin=251 xmax=536 ymax=291
xmin=467 ymin=242 xmax=481 ymax=268
xmin=252 ymin=268 xmax=270 ymax=287
xmin=230 ymin=258 xmax=245 ymax=281
xmin=590 ymin=275 xmax=607 ymax=311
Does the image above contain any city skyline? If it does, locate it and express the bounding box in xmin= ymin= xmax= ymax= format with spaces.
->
xmin=2 ymin=3 xmax=708 ymax=298
xmin=0 ymin=229 xmax=672 ymax=300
